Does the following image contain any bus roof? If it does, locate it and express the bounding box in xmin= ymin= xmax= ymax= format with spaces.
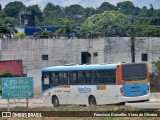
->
xmin=42 ymin=64 xmax=118 ymax=72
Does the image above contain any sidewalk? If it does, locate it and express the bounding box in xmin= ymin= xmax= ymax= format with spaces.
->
xmin=149 ymin=93 xmax=160 ymax=102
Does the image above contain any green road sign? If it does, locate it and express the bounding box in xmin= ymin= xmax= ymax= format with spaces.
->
xmin=2 ymin=77 xmax=34 ymax=99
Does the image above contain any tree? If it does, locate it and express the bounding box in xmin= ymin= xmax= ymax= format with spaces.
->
xmin=43 ymin=3 xmax=60 ymax=14
xmin=138 ymin=6 xmax=149 ymax=17
xmin=84 ymin=7 xmax=95 ymax=18
xmin=33 ymin=27 xmax=53 ymax=38
xmin=54 ymin=18 xmax=78 ymax=38
xmin=65 ymin=4 xmax=84 ymax=16
xmin=83 ymin=11 xmax=130 ymax=37
xmin=4 ymin=1 xmax=25 ymax=18
xmin=43 ymin=3 xmax=61 ymax=17
xmin=26 ymin=5 xmax=43 ymax=22
xmin=117 ymin=1 xmax=140 ymax=15
xmin=151 ymin=59 xmax=160 ymax=91
xmin=0 ymin=16 xmax=17 ymax=38
xmin=97 ymin=2 xmax=117 ymax=14
xmin=148 ymin=4 xmax=154 ymax=17
xmin=0 ymin=26 xmax=18 ymax=38
xmin=0 ymin=4 xmax=2 ymax=11
xmin=77 ymin=22 xmax=102 ymax=38
xmin=42 ymin=3 xmax=65 ymax=26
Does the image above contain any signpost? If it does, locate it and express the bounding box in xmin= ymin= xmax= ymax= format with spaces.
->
xmin=2 ymin=77 xmax=34 ymax=111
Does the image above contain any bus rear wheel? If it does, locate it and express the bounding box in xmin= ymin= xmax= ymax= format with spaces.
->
xmin=52 ymin=96 xmax=59 ymax=107
xmin=89 ymin=96 xmax=97 ymax=106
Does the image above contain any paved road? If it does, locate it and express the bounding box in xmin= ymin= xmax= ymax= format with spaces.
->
xmin=126 ymin=101 xmax=160 ymax=110
xmin=0 ymin=101 xmax=160 ymax=110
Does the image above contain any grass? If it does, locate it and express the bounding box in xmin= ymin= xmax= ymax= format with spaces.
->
xmin=0 ymin=105 xmax=137 ymax=111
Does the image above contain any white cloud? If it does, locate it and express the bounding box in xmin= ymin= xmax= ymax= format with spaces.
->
xmin=23 ymin=0 xmax=44 ymax=6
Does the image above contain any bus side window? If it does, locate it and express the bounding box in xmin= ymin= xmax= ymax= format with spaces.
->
xmin=64 ymin=72 xmax=68 ymax=84
xmin=104 ymin=70 xmax=109 ymax=84
xmin=51 ymin=72 xmax=59 ymax=86
xmin=59 ymin=72 xmax=64 ymax=84
xmin=86 ymin=71 xmax=94 ymax=84
xmin=77 ymin=71 xmax=86 ymax=84
xmin=44 ymin=75 xmax=50 ymax=84
xmin=50 ymin=72 xmax=55 ymax=85
xmin=68 ymin=72 xmax=73 ymax=84
xmin=104 ymin=70 xmax=116 ymax=84
xmin=96 ymin=70 xmax=104 ymax=84
xmin=72 ymin=71 xmax=77 ymax=84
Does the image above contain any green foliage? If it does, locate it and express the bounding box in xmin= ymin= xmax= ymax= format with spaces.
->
xmin=152 ymin=60 xmax=160 ymax=76
xmin=151 ymin=59 xmax=160 ymax=92
xmin=117 ymin=1 xmax=140 ymax=15
xmin=65 ymin=4 xmax=85 ymax=16
xmin=0 ymin=14 xmax=17 ymax=38
xmin=0 ymin=26 xmax=18 ymax=38
xmin=84 ymin=7 xmax=95 ymax=18
xmin=97 ymin=2 xmax=117 ymax=14
xmin=43 ymin=2 xmax=61 ymax=17
xmin=0 ymin=4 xmax=2 ymax=11
xmin=2 ymin=71 xmax=13 ymax=77
xmin=13 ymin=31 xmax=26 ymax=39
xmin=4 ymin=1 xmax=25 ymax=18
xmin=26 ymin=5 xmax=43 ymax=22
xmin=1 ymin=1 xmax=160 ymax=37
xmin=78 ymin=11 xmax=130 ymax=38
xmin=33 ymin=27 xmax=53 ymax=38
xmin=43 ymin=2 xmax=60 ymax=12
xmin=54 ymin=18 xmax=78 ymax=38
xmin=77 ymin=22 xmax=102 ymax=38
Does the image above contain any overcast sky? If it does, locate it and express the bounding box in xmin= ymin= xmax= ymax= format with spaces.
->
xmin=1 ymin=0 xmax=160 ymax=10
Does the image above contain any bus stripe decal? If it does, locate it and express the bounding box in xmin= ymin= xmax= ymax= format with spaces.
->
xmin=59 ymin=85 xmax=70 ymax=88
xmin=97 ymin=85 xmax=106 ymax=90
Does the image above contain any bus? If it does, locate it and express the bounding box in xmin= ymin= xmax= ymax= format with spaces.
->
xmin=41 ymin=63 xmax=150 ymax=106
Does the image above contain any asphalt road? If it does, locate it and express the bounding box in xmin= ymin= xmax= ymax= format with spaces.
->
xmin=0 ymin=101 xmax=160 ymax=110
xmin=126 ymin=101 xmax=160 ymax=110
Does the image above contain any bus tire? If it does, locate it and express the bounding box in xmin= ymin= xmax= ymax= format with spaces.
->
xmin=52 ymin=96 xmax=59 ymax=107
xmin=89 ymin=96 xmax=97 ymax=106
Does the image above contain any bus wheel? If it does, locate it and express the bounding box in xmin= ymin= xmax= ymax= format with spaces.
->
xmin=52 ymin=96 xmax=59 ymax=107
xmin=89 ymin=96 xmax=97 ymax=106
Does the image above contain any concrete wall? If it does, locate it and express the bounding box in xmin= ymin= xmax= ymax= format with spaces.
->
xmin=104 ymin=37 xmax=160 ymax=72
xmin=1 ymin=37 xmax=160 ymax=72
xmin=27 ymin=69 xmax=42 ymax=96
xmin=0 ymin=38 xmax=105 ymax=73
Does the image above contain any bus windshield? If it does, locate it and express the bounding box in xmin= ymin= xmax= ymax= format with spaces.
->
xmin=122 ymin=63 xmax=147 ymax=81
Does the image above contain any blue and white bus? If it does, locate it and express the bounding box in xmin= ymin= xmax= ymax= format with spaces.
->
xmin=41 ymin=63 xmax=150 ymax=106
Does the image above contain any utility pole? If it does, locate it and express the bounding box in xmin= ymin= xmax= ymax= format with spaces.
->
xmin=131 ymin=16 xmax=135 ymax=63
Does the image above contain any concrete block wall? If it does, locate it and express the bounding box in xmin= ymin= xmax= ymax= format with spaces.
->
xmin=0 ymin=37 xmax=160 ymax=72
xmin=0 ymin=38 xmax=105 ymax=72
xmin=104 ymin=37 xmax=160 ymax=72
